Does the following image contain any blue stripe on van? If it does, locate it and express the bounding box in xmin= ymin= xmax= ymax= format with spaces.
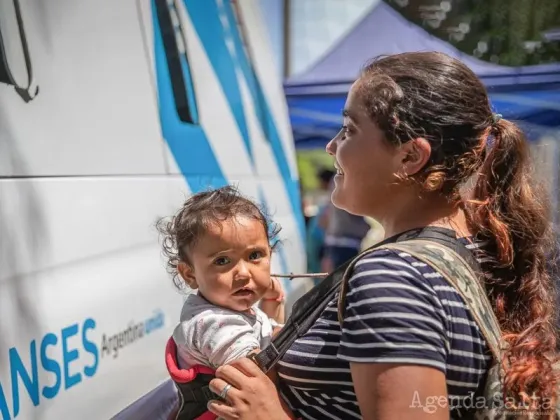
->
xmin=218 ymin=1 xmax=305 ymax=243
xmin=182 ymin=0 xmax=254 ymax=164
xmin=152 ymin=0 xmax=227 ymax=192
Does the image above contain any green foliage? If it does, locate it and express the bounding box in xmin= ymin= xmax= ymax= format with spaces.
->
xmin=386 ymin=0 xmax=560 ymax=66
xmin=296 ymin=150 xmax=335 ymax=192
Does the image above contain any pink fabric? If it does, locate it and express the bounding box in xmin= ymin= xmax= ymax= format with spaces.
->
xmin=165 ymin=337 xmax=215 ymax=382
xmin=165 ymin=337 xmax=217 ymax=420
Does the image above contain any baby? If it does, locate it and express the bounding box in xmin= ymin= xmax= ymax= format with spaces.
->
xmin=157 ymin=185 xmax=285 ymax=370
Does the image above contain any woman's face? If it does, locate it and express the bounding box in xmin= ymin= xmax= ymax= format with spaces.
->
xmin=326 ymin=80 xmax=405 ymax=218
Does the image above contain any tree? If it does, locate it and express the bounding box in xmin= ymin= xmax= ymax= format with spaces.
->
xmin=386 ymin=0 xmax=560 ymax=66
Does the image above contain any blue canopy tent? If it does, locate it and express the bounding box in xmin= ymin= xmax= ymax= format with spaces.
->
xmin=285 ymin=1 xmax=560 ymax=149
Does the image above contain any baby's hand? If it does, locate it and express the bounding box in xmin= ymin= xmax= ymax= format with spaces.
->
xmin=262 ymin=277 xmax=284 ymax=302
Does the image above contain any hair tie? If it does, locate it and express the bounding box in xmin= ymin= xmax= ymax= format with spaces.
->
xmin=485 ymin=113 xmax=503 ymax=153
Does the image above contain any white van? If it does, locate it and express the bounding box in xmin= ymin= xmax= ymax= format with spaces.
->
xmin=0 ymin=0 xmax=308 ymax=418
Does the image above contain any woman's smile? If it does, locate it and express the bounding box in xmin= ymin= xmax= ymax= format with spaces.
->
xmin=334 ymin=161 xmax=344 ymax=176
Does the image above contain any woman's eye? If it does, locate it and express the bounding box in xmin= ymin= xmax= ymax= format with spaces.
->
xmin=344 ymin=124 xmax=355 ymax=134
xmin=341 ymin=125 xmax=351 ymax=138
xmin=213 ymin=257 xmax=230 ymax=266
xmin=249 ymin=251 xmax=263 ymax=260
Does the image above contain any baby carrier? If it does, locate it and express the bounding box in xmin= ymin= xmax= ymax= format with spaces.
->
xmin=165 ymin=338 xmax=218 ymax=420
xmin=165 ymin=227 xmax=560 ymax=420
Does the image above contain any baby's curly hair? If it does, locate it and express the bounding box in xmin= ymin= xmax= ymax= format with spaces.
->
xmin=156 ymin=185 xmax=281 ymax=289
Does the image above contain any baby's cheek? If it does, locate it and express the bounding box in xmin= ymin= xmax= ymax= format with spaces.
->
xmin=261 ymin=275 xmax=273 ymax=291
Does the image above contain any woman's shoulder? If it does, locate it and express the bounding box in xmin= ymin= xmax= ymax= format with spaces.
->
xmin=346 ymin=243 xmax=488 ymax=343
xmin=340 ymin=244 xmax=489 ymax=373
xmin=348 ymin=246 xmax=441 ymax=291
xmin=345 ymin=245 xmax=475 ymax=322
xmin=349 ymin=239 xmax=484 ymax=291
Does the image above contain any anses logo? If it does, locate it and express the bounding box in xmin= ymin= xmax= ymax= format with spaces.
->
xmin=0 ymin=311 xmax=165 ymax=419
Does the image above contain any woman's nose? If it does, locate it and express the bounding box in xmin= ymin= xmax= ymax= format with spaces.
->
xmin=326 ymin=134 xmax=338 ymax=156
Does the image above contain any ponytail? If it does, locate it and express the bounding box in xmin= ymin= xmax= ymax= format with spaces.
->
xmin=468 ymin=119 xmax=558 ymax=408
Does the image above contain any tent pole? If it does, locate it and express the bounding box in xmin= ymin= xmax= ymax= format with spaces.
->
xmin=283 ymin=0 xmax=291 ymax=78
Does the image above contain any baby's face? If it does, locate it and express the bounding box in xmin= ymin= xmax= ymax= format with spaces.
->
xmin=182 ymin=216 xmax=272 ymax=312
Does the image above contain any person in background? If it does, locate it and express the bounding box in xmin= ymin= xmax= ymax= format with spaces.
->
xmin=299 ymin=182 xmax=311 ymax=227
xmin=321 ymin=187 xmax=370 ymax=271
xmin=305 ymin=169 xmax=335 ymax=273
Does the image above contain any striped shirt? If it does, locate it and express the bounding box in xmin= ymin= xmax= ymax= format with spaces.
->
xmin=277 ymin=240 xmax=492 ymax=419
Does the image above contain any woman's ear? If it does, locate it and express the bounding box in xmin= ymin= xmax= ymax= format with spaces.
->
xmin=178 ymin=261 xmax=197 ymax=289
xmin=400 ymin=138 xmax=431 ymax=176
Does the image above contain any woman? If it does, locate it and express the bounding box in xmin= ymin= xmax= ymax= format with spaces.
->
xmin=205 ymin=52 xmax=558 ymax=419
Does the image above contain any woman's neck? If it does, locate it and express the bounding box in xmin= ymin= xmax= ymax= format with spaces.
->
xmin=377 ymin=194 xmax=472 ymax=239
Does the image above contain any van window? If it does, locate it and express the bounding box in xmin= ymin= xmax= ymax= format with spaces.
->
xmin=154 ymin=0 xmax=198 ymax=125
xmin=0 ymin=0 xmax=38 ymax=102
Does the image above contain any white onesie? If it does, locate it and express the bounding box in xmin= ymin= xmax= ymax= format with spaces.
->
xmin=173 ymin=293 xmax=278 ymax=369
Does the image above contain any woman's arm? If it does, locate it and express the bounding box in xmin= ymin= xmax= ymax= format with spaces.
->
xmin=337 ymin=249 xmax=454 ymax=420
xmin=351 ymin=363 xmax=449 ymax=420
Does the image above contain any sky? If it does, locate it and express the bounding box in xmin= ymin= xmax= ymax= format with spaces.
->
xmin=258 ymin=0 xmax=381 ymax=78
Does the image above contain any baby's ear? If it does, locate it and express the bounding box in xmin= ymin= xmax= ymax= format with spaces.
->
xmin=178 ymin=262 xmax=198 ymax=289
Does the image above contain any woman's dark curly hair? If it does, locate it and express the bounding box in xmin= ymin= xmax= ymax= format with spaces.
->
xmin=156 ymin=185 xmax=281 ymax=289
xmin=356 ymin=51 xmax=558 ymax=416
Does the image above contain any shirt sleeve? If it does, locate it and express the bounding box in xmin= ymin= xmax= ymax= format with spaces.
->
xmin=337 ymin=249 xmax=449 ymax=373
xmin=186 ymin=312 xmax=260 ymax=368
